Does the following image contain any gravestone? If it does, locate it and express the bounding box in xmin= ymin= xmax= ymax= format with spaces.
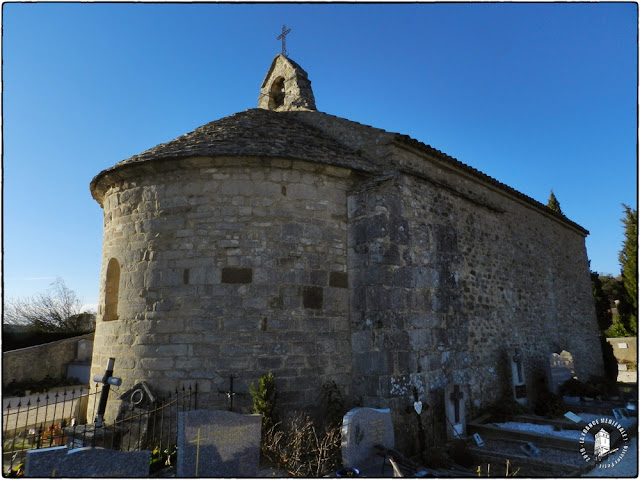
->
xmin=341 ymin=407 xmax=394 ymax=471
xmin=25 ymin=446 xmax=150 ymax=477
xmin=547 ymin=351 xmax=575 ymax=394
xmin=444 ymin=384 xmax=466 ymax=440
xmin=116 ymin=382 xmax=157 ymax=451
xmin=509 ymin=348 xmax=528 ymax=406
xmin=66 ymin=339 xmax=94 ymax=384
xmin=177 ymin=409 xmax=261 ymax=477
xmin=76 ymin=339 xmax=93 ymax=362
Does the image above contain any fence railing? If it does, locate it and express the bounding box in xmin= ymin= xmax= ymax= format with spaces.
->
xmin=2 ymin=383 xmax=197 ymax=475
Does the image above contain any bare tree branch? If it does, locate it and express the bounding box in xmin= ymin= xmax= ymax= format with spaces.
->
xmin=4 ymin=278 xmax=95 ymax=332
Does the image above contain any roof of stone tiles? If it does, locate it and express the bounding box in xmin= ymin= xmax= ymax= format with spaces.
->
xmin=91 ymin=106 xmax=587 ymax=235
xmin=102 ymin=108 xmax=373 ymax=172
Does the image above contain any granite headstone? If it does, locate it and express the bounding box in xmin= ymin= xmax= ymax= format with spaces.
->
xmin=25 ymin=446 xmax=150 ymax=477
xmin=548 ymin=351 xmax=575 ymax=394
xmin=341 ymin=407 xmax=394 ymax=470
xmin=177 ymin=409 xmax=262 ymax=477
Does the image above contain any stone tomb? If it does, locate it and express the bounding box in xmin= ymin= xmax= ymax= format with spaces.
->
xmin=341 ymin=407 xmax=395 ymax=471
xmin=177 ymin=409 xmax=261 ymax=477
xmin=444 ymin=384 xmax=466 ymax=440
xmin=547 ymin=351 xmax=575 ymax=394
xmin=510 ymin=348 xmax=529 ymax=406
xmin=24 ymin=446 xmax=150 ymax=477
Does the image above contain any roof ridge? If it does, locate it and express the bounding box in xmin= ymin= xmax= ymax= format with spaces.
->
xmin=392 ymin=132 xmax=588 ymax=234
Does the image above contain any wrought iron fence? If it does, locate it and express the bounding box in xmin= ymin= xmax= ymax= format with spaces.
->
xmin=2 ymin=383 xmax=197 ymax=475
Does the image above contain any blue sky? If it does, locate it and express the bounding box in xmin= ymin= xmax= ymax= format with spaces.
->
xmin=3 ymin=2 xmax=637 ymax=310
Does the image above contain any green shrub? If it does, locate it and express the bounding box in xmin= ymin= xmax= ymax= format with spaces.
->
xmin=250 ymin=372 xmax=279 ymax=434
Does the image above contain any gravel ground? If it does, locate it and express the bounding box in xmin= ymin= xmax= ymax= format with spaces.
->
xmin=481 ymin=438 xmax=586 ymax=467
xmin=493 ymin=421 xmax=586 ymax=440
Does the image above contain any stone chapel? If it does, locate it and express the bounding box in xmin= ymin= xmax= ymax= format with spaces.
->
xmin=89 ymin=54 xmax=603 ymax=435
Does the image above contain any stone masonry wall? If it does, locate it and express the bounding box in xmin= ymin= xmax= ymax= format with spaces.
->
xmin=346 ymin=142 xmax=602 ymax=448
xmin=3 ymin=333 xmax=94 ymax=387
xmin=90 ymin=157 xmax=355 ymax=422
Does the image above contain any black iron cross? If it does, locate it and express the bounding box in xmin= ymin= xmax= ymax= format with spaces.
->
xmin=450 ymin=385 xmax=464 ymax=424
xmin=218 ymin=375 xmax=236 ymax=411
xmin=513 ymin=349 xmax=523 ymax=383
xmin=92 ymin=358 xmax=122 ymax=428
xmin=277 ymin=25 xmax=291 ymax=57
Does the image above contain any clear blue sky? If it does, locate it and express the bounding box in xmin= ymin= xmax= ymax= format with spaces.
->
xmin=3 ymin=2 xmax=637 ymax=310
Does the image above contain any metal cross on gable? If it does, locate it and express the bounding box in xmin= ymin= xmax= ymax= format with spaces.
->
xmin=277 ymin=24 xmax=292 ymax=57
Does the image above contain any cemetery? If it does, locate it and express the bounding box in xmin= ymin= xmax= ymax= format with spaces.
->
xmin=2 ymin=348 xmax=637 ymax=477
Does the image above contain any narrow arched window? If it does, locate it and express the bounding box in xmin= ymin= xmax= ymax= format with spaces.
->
xmin=104 ymin=258 xmax=121 ymax=321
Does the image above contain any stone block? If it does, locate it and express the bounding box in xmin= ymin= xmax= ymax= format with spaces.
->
xmin=329 ymin=271 xmax=349 ymax=289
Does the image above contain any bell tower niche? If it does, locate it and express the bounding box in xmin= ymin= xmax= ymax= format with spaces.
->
xmin=258 ymin=54 xmax=316 ymax=112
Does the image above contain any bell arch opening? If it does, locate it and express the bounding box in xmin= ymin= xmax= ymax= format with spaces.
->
xmin=269 ymin=77 xmax=286 ymax=110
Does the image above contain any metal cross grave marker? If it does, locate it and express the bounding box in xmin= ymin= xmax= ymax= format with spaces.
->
xmin=218 ymin=375 xmax=237 ymax=411
xmin=93 ymin=357 xmax=122 ymax=428
xmin=450 ymin=384 xmax=464 ymax=424
xmin=513 ymin=349 xmax=524 ymax=383
xmin=277 ymin=25 xmax=291 ymax=57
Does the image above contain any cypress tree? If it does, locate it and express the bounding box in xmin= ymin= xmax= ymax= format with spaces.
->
xmin=618 ymin=204 xmax=637 ymax=334
xmin=547 ymin=189 xmax=563 ymax=214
